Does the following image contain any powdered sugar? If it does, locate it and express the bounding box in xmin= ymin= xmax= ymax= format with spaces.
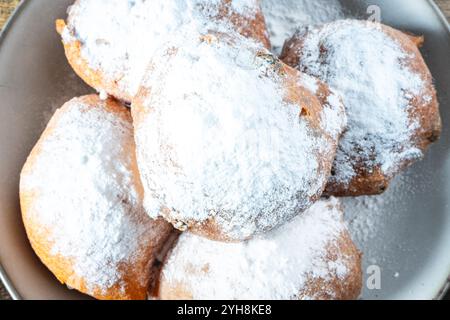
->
xmin=345 ymin=194 xmax=392 ymax=247
xmin=20 ymin=97 xmax=160 ymax=295
xmin=298 ymin=73 xmax=347 ymax=140
xmin=343 ymin=172 xmax=409 ymax=292
xmin=344 ymin=171 xmax=414 ymax=249
xmin=261 ymin=0 xmax=345 ymax=54
xmin=160 ymin=198 xmax=354 ymax=300
xmin=62 ymin=0 xmax=263 ymax=99
xmin=133 ymin=32 xmax=345 ymax=240
xmin=322 ymin=92 xmax=348 ymax=140
xmin=221 ymin=0 xmax=259 ymax=17
xmin=286 ymin=20 xmax=426 ymax=187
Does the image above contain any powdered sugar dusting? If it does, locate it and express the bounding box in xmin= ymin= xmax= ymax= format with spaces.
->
xmin=63 ymin=0 xmax=263 ymax=98
xmin=297 ymin=73 xmax=347 ymax=140
xmin=227 ymin=0 xmax=259 ymax=17
xmin=261 ymin=0 xmax=345 ymax=53
xmin=133 ymin=32 xmax=344 ymax=240
xmin=322 ymin=92 xmax=348 ymax=140
xmin=21 ymin=97 xmax=155 ymax=295
xmin=290 ymin=20 xmax=425 ymax=187
xmin=343 ymin=172 xmax=411 ymax=286
xmin=160 ymin=198 xmax=352 ymax=300
xmin=344 ymin=172 xmax=412 ymax=248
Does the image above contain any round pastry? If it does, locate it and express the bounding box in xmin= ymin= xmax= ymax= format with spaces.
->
xmin=20 ymin=95 xmax=174 ymax=300
xmin=156 ymin=198 xmax=362 ymax=300
xmin=280 ymin=20 xmax=441 ymax=197
xmin=132 ymin=31 xmax=347 ymax=242
xmin=56 ymin=0 xmax=271 ymax=103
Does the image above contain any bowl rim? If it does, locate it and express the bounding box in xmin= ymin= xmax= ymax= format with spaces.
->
xmin=0 ymin=0 xmax=27 ymax=301
xmin=0 ymin=0 xmax=449 ymax=301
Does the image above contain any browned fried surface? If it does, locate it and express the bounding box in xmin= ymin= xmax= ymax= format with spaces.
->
xmin=132 ymin=34 xmax=343 ymax=242
xmin=2 ymin=0 xmax=450 ymax=302
xmin=157 ymin=230 xmax=362 ymax=300
xmin=56 ymin=0 xmax=271 ymax=103
xmin=280 ymin=23 xmax=441 ymax=197
xmin=19 ymin=95 xmax=175 ymax=300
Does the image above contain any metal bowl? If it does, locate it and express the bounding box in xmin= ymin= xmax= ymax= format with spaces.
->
xmin=0 ymin=0 xmax=449 ymax=299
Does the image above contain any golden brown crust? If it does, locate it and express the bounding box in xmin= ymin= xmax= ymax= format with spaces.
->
xmin=298 ymin=231 xmax=362 ymax=300
xmin=209 ymin=0 xmax=270 ymax=49
xmin=56 ymin=20 xmax=133 ymax=103
xmin=280 ymin=22 xmax=441 ymax=197
xmin=325 ymin=166 xmax=391 ymax=197
xmin=156 ymin=229 xmax=362 ymax=300
xmin=132 ymin=34 xmax=345 ymax=242
xmin=20 ymin=95 xmax=174 ymax=300
xmin=56 ymin=1 xmax=270 ymax=103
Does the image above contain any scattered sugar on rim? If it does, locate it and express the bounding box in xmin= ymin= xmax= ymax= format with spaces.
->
xmin=261 ymin=0 xmax=345 ymax=54
xmin=342 ymin=173 xmax=410 ymax=296
xmin=62 ymin=0 xmax=264 ymax=98
xmin=299 ymin=73 xmax=348 ymax=140
xmin=21 ymin=97 xmax=155 ymax=295
xmin=133 ymin=32 xmax=345 ymax=240
xmin=288 ymin=20 xmax=426 ymax=188
xmin=161 ymin=198 xmax=353 ymax=300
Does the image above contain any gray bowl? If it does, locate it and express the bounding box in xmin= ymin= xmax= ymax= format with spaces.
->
xmin=0 ymin=0 xmax=449 ymax=300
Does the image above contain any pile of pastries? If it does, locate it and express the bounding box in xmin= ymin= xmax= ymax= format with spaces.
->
xmin=20 ymin=0 xmax=441 ymax=300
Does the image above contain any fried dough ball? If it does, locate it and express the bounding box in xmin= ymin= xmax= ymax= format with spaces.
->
xmin=280 ymin=20 xmax=441 ymax=196
xmin=56 ymin=0 xmax=270 ymax=102
xmin=20 ymin=95 xmax=174 ymax=300
xmin=132 ymin=32 xmax=346 ymax=241
xmin=157 ymin=198 xmax=362 ymax=300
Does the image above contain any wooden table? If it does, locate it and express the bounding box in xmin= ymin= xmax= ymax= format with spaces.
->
xmin=1 ymin=0 xmax=449 ymax=301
